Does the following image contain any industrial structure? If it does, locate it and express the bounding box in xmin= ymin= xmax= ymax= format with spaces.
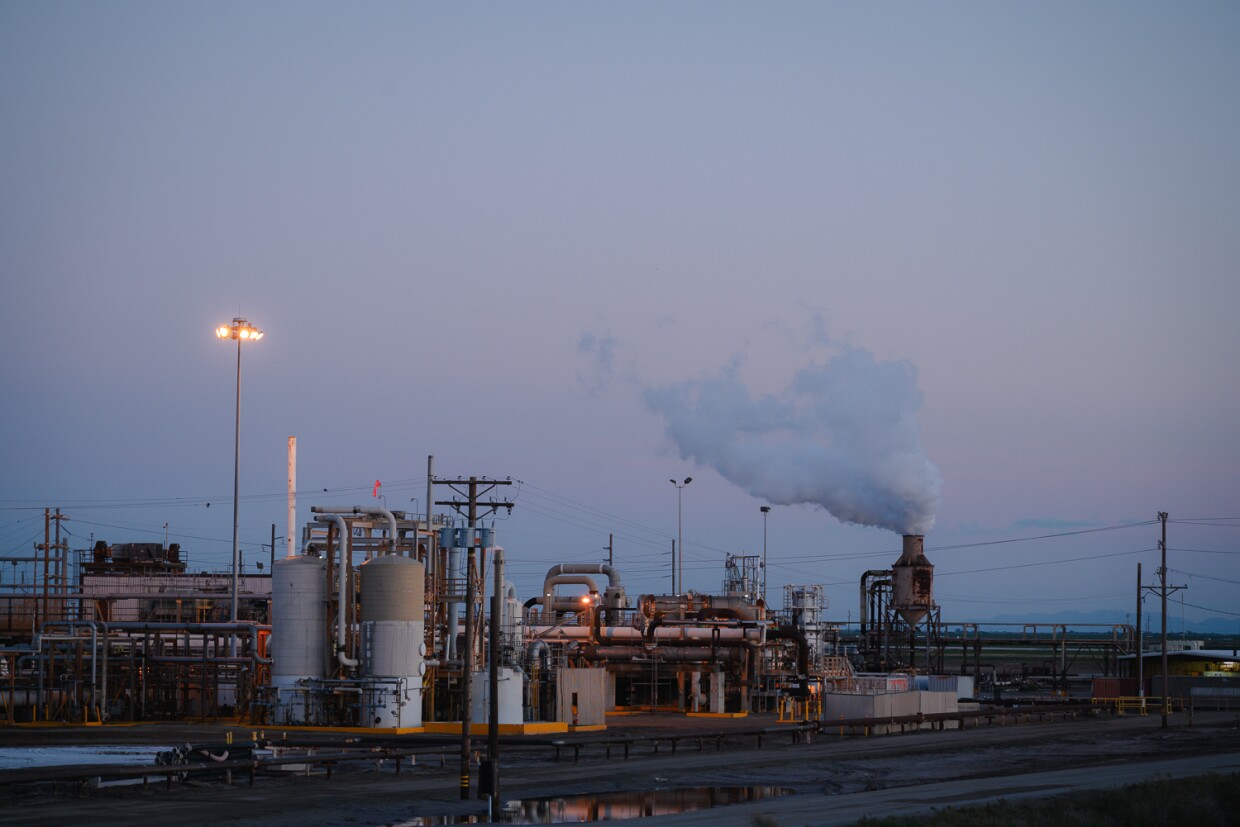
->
xmin=2 ymin=500 xmax=1203 ymax=732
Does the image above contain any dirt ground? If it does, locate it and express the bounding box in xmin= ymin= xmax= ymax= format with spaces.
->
xmin=2 ymin=710 xmax=1239 ymax=826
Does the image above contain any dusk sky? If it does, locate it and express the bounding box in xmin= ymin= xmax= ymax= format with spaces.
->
xmin=2 ymin=2 xmax=1237 ymax=628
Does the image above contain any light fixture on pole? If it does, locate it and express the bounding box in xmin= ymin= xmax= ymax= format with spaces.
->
xmin=669 ymin=477 xmax=692 ymax=594
xmin=760 ymin=506 xmax=771 ymax=603
xmin=216 ymin=317 xmax=263 ymax=631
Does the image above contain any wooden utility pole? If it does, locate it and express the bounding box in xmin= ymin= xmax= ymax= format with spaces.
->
xmin=1158 ymin=511 xmax=1169 ymax=729
xmin=1136 ymin=562 xmax=1144 ymax=712
xmin=434 ymin=477 xmax=514 ymax=802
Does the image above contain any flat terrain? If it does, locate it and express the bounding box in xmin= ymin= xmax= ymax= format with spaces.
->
xmin=2 ymin=710 xmax=1238 ymax=826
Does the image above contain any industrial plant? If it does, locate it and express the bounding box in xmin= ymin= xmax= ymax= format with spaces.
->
xmin=6 ymin=489 xmax=1232 ymax=736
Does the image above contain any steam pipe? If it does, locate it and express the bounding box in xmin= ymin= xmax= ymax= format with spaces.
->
xmin=315 ymin=513 xmax=358 ymax=668
xmin=768 ymin=625 xmax=810 ymax=678
xmin=543 ymin=563 xmax=622 ymax=590
xmin=541 ymin=574 xmax=600 ymax=617
xmin=645 ymin=614 xmax=664 ymax=646
xmin=312 ymin=506 xmax=398 ymax=555
xmin=583 ymin=646 xmax=744 ymax=663
xmin=859 ymin=570 xmax=890 ymax=634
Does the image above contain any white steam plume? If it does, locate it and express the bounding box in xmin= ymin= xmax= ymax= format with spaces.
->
xmin=642 ymin=347 xmax=941 ymax=535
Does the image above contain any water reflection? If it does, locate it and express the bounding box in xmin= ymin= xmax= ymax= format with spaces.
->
xmin=401 ymin=786 xmax=794 ymax=825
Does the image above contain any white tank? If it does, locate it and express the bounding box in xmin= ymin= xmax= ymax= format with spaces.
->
xmin=271 ymin=554 xmax=327 ymax=723
xmin=360 ymin=555 xmax=426 ymax=728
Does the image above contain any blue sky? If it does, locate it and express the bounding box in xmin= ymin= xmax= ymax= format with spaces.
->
xmin=2 ymin=2 xmax=1237 ymax=626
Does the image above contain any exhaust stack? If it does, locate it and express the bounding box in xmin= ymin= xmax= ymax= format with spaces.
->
xmin=891 ymin=534 xmax=935 ymax=627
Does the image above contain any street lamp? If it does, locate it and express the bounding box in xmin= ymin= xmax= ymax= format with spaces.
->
xmin=760 ymin=506 xmax=771 ymax=603
xmin=216 ymin=317 xmax=263 ymax=630
xmin=669 ymin=477 xmax=692 ymax=594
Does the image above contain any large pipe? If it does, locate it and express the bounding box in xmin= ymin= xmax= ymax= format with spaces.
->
xmin=314 ymin=514 xmax=358 ymax=668
xmin=447 ymin=537 xmax=461 ymax=661
xmin=768 ymin=625 xmax=810 ymax=677
xmin=541 ymin=574 xmax=600 ymax=617
xmin=859 ymin=570 xmax=890 ymax=634
xmin=537 ymin=624 xmax=763 ymax=644
xmin=312 ymin=506 xmax=399 ymax=555
xmin=582 ymin=646 xmax=744 ymax=663
xmin=543 ymin=563 xmax=622 ymax=590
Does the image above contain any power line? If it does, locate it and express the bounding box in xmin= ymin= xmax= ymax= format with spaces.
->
xmin=937 ymin=547 xmax=1155 ymax=577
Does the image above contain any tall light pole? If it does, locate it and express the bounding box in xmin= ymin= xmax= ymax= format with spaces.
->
xmin=216 ymin=317 xmax=263 ymax=630
xmin=669 ymin=477 xmax=691 ymax=594
xmin=760 ymin=506 xmax=771 ymax=603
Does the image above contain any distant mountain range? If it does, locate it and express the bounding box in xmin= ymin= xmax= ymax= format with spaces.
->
xmin=962 ymin=609 xmax=1239 ymax=637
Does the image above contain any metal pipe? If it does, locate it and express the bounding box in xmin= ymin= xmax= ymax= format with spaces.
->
xmin=426 ymin=455 xmax=435 ymax=576
xmin=312 ymin=506 xmax=399 ymax=555
xmin=859 ymin=570 xmax=890 ymax=634
xmin=542 ymin=563 xmax=622 ymax=590
xmin=535 ymin=624 xmax=763 ymax=643
xmin=582 ymin=646 xmax=744 ymax=663
xmin=541 ymin=574 xmax=600 ymax=617
xmin=315 ymin=514 xmax=358 ymax=668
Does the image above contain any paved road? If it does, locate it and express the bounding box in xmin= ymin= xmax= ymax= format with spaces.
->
xmin=2 ymin=711 xmax=1238 ymax=825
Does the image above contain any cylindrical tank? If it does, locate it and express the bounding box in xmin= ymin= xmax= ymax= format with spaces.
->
xmin=892 ymin=534 xmax=934 ymax=627
xmin=271 ymin=554 xmax=328 ymax=724
xmin=360 ymin=555 xmax=426 ymax=729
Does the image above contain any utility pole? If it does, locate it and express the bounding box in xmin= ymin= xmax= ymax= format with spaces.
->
xmin=671 ymin=540 xmax=676 ymax=594
xmin=760 ymin=506 xmax=771 ymax=603
xmin=1158 ymin=511 xmax=1169 ymax=729
xmin=434 ymin=477 xmax=514 ymax=802
xmin=607 ymin=533 xmax=613 ymax=567
xmin=1136 ymin=562 xmax=1144 ymax=713
xmin=488 ymin=546 xmax=503 ymax=814
xmin=52 ymin=509 xmax=65 ymax=622
xmin=39 ymin=509 xmax=49 ymax=629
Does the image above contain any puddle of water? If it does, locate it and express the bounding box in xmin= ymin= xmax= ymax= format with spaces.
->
xmin=400 ymin=786 xmax=794 ymax=825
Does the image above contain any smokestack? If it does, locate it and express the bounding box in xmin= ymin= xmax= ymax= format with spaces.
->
xmin=287 ymin=436 xmax=296 ymax=558
xmin=898 ymin=534 xmax=924 ymax=565
xmin=892 ymin=534 xmax=934 ymax=627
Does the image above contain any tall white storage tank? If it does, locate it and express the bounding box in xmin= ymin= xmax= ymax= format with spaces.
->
xmin=271 ymin=554 xmax=327 ymax=724
xmin=360 ymin=555 xmax=425 ymax=729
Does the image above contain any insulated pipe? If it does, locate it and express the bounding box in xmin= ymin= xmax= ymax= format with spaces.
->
xmin=535 ymin=624 xmax=764 ymax=643
xmin=315 ymin=513 xmax=359 ymax=668
xmin=312 ymin=506 xmax=399 ymax=555
xmin=543 ymin=563 xmax=622 ymax=590
xmin=582 ymin=645 xmax=744 ymax=663
xmin=526 ymin=638 xmax=550 ymax=669
xmin=541 ymin=574 xmax=600 ymax=617
xmin=768 ymin=625 xmax=810 ymax=678
xmin=697 ymin=608 xmax=745 ymax=623
xmin=447 ymin=542 xmax=461 ymax=661
xmin=503 ymin=581 xmax=519 ymax=637
xmin=645 ymin=614 xmax=664 ymax=645
xmin=859 ymin=570 xmax=890 ymax=634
